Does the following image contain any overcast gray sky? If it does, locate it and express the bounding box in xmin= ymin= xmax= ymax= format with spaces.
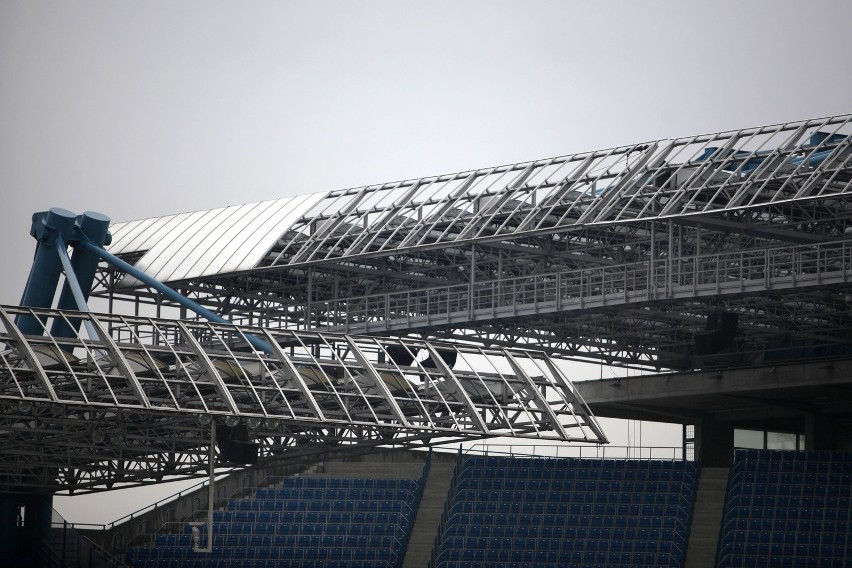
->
xmin=2 ymin=0 xmax=852 ymax=523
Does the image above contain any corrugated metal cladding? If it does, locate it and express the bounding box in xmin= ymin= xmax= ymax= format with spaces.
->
xmin=107 ymin=193 xmax=327 ymax=286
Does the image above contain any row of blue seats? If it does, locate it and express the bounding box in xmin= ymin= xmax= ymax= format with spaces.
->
xmin=257 ymin=477 xmax=417 ymax=490
xmin=440 ymin=536 xmax=683 ymax=554
xmin=228 ymin=498 xmax=411 ymax=512
xmin=130 ymin=546 xmax=400 ymax=561
xmin=719 ymin=554 xmax=846 ymax=568
xmin=449 ymin=506 xmax=689 ymax=527
xmin=439 ymin=563 xmax=669 ymax=568
xmin=453 ymin=488 xmax=692 ymax=506
xmin=148 ymin=533 xmax=399 ymax=550
xmin=719 ymin=542 xmax=850 ymax=559
xmin=728 ymin=468 xmax=852 ymax=483
xmin=133 ymin=560 xmax=392 ymax=568
xmin=732 ymin=456 xmax=852 ymax=469
xmin=443 ymin=524 xmax=679 ymax=540
xmin=729 ymin=494 xmax=851 ymax=509
xmin=725 ymin=505 xmax=851 ymax=522
xmin=436 ymin=549 xmax=680 ymax=567
xmin=458 ymin=468 xmax=694 ymax=482
xmin=210 ymin=510 xmax=408 ymax=526
xmin=730 ymin=478 xmax=852 ymax=497
xmin=448 ymin=513 xmax=686 ymax=530
xmin=733 ymin=449 xmax=852 ymax=463
xmin=252 ymin=487 xmax=416 ymax=500
xmin=724 ymin=516 xmax=850 ymax=533
xmin=457 ymin=478 xmax=691 ymax=492
xmin=457 ymin=467 xmax=691 ymax=482
xmin=450 ymin=497 xmax=689 ymax=517
xmin=721 ymin=530 xmax=848 ymax=547
xmin=726 ymin=518 xmax=849 ymax=537
xmin=459 ymin=490 xmax=687 ymax=507
xmin=182 ymin=520 xmax=405 ymax=537
xmin=448 ymin=511 xmax=687 ymax=530
xmin=462 ymin=456 xmax=696 ymax=470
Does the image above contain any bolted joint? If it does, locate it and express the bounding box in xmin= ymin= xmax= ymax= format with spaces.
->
xmin=29 ymin=208 xmax=76 ymax=245
xmin=68 ymin=211 xmax=112 ymax=247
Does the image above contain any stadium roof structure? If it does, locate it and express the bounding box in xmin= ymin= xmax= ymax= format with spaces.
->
xmin=5 ymin=113 xmax=852 ymax=493
xmin=94 ymin=114 xmax=852 ymax=371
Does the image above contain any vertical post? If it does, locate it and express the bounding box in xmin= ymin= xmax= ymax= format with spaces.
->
xmin=469 ymin=244 xmax=475 ymax=319
xmin=306 ymin=269 xmax=313 ymax=330
xmin=667 ymin=220 xmax=673 ymax=297
xmin=0 ymin=492 xmax=17 ymax=559
xmin=193 ymin=421 xmax=215 ymax=553
xmin=207 ymin=421 xmax=214 ymax=551
xmin=694 ymin=226 xmax=701 ymax=291
xmin=649 ymin=221 xmax=656 ymax=300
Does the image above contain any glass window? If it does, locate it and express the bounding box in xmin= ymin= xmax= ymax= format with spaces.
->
xmin=767 ymin=431 xmax=797 ymax=450
xmin=734 ymin=429 xmax=764 ymax=449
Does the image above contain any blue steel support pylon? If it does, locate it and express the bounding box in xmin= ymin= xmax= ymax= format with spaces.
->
xmin=15 ymin=208 xmax=77 ymax=335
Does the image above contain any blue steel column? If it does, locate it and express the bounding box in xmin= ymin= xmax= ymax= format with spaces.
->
xmin=51 ymin=211 xmax=111 ymax=339
xmin=15 ymin=208 xmax=77 ymax=335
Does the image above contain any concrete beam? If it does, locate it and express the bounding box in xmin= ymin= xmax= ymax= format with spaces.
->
xmin=576 ymin=358 xmax=851 ymax=406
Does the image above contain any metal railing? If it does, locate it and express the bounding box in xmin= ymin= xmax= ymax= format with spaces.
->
xmin=317 ymin=239 xmax=852 ymax=333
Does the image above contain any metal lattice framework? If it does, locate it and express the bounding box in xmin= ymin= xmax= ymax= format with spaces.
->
xmin=8 ymin=114 xmax=852 ymax=493
xmin=0 ymin=305 xmax=604 ymax=492
xmin=91 ymin=114 xmax=852 ymax=371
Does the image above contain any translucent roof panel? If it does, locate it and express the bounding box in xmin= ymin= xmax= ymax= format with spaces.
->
xmin=108 ymin=192 xmax=327 ymax=286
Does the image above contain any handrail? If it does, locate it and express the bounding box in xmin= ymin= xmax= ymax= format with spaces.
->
xmin=398 ymin=450 xmax=431 ymax=566
xmin=78 ymin=532 xmax=131 ymax=568
xmin=320 ymin=238 xmax=852 ymax=331
xmin=428 ymin=448 xmax=462 ymax=568
xmin=38 ymin=538 xmax=70 ymax=568
xmin=714 ymin=448 xmax=737 ymax=567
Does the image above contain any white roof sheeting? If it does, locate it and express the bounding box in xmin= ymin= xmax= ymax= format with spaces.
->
xmin=107 ymin=193 xmax=326 ymax=286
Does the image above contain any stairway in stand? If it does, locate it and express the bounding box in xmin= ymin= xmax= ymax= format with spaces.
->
xmin=685 ymin=467 xmax=728 ymax=568
xmin=402 ymin=459 xmax=457 ymax=568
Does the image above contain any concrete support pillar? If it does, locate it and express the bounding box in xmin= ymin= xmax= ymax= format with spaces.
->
xmin=0 ymin=492 xmax=53 ymax=566
xmin=24 ymin=493 xmax=54 ymax=558
xmin=696 ymin=415 xmax=734 ymax=467
xmin=0 ymin=492 xmax=19 ymax=564
xmin=805 ymin=414 xmax=838 ymax=451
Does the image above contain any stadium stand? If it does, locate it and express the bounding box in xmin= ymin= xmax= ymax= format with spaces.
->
xmin=431 ymin=454 xmax=698 ymax=568
xmin=717 ymin=449 xmax=852 ymax=567
xmin=125 ymin=473 xmax=424 ymax=568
